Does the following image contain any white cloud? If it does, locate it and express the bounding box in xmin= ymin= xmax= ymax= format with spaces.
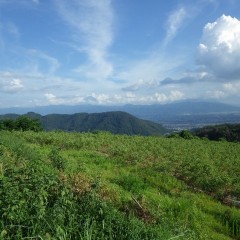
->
xmin=88 ymin=93 xmax=111 ymax=104
xmin=55 ymin=0 xmax=114 ymax=80
xmin=198 ymin=15 xmax=240 ymax=80
xmin=163 ymin=7 xmax=187 ymax=46
xmin=44 ymin=89 xmax=185 ymax=106
xmin=223 ymin=82 xmax=240 ymax=94
xmin=155 ymin=90 xmax=184 ymax=103
xmin=202 ymin=80 xmax=240 ymax=103
xmin=122 ymin=79 xmax=158 ymax=92
xmin=117 ymin=51 xmax=185 ymax=90
xmin=206 ymin=90 xmax=226 ymax=99
xmin=45 ymin=92 xmax=110 ymax=105
xmin=0 ymin=78 xmax=24 ymax=93
xmin=44 ymin=93 xmax=68 ymax=105
xmin=45 ymin=93 xmax=57 ymax=103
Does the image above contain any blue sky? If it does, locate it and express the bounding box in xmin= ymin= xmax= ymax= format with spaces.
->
xmin=1 ymin=0 xmax=240 ymax=107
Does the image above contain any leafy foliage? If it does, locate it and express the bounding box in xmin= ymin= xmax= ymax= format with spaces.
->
xmin=0 ymin=116 xmax=42 ymax=132
xmin=40 ymin=111 xmax=168 ymax=135
xmin=168 ymin=130 xmax=196 ymax=140
xmin=194 ymin=123 xmax=240 ymax=142
xmin=0 ymin=111 xmax=168 ymax=135
xmin=1 ymin=130 xmax=240 ymax=239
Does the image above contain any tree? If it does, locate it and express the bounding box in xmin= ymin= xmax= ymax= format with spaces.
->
xmin=179 ymin=130 xmax=194 ymax=139
xmin=1 ymin=119 xmax=15 ymax=131
xmin=15 ymin=116 xmax=42 ymax=132
xmin=0 ymin=116 xmax=42 ymax=132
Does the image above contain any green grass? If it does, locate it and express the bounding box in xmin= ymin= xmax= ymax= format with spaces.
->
xmin=1 ymin=130 xmax=240 ymax=239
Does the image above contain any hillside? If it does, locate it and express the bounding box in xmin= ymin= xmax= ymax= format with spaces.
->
xmin=194 ymin=123 xmax=240 ymax=142
xmin=0 ymin=111 xmax=168 ymax=136
xmin=1 ymin=101 xmax=240 ymax=129
xmin=1 ymin=130 xmax=240 ymax=239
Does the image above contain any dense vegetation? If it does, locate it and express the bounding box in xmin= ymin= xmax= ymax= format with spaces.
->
xmin=194 ymin=124 xmax=240 ymax=142
xmin=0 ymin=116 xmax=42 ymax=132
xmin=1 ymin=130 xmax=240 ymax=239
xmin=40 ymin=111 xmax=168 ymax=135
xmin=0 ymin=112 xmax=168 ymax=136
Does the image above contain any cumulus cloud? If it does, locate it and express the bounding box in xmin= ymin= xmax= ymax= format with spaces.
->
xmin=198 ymin=15 xmax=240 ymax=80
xmin=44 ymin=89 xmax=185 ymax=105
xmin=206 ymin=90 xmax=226 ymax=99
xmin=155 ymin=90 xmax=184 ymax=103
xmin=45 ymin=93 xmax=57 ymax=103
xmin=203 ymin=79 xmax=240 ymax=101
xmin=223 ymin=82 xmax=240 ymax=94
xmin=45 ymin=92 xmax=111 ymax=105
xmin=44 ymin=93 xmax=67 ymax=105
xmin=55 ymin=0 xmax=114 ymax=80
xmin=119 ymin=90 xmax=185 ymax=104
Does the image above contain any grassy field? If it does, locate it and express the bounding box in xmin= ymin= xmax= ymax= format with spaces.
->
xmin=1 ymin=130 xmax=240 ymax=239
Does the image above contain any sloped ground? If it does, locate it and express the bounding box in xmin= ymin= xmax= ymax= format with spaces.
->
xmin=1 ymin=131 xmax=240 ymax=239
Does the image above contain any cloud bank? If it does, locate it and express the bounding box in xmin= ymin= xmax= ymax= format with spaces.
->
xmin=198 ymin=15 xmax=240 ymax=80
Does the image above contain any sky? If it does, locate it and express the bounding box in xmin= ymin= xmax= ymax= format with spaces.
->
xmin=1 ymin=0 xmax=240 ymax=107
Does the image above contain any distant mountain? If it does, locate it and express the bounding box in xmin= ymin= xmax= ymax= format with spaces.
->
xmin=1 ymin=101 xmax=239 ymax=116
xmin=121 ymin=101 xmax=240 ymax=128
xmin=0 ymin=111 xmax=168 ymax=136
xmin=1 ymin=101 xmax=240 ymax=129
xmin=122 ymin=101 xmax=240 ymax=120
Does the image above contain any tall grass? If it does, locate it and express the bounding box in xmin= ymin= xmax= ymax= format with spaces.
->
xmin=1 ymin=130 xmax=240 ymax=239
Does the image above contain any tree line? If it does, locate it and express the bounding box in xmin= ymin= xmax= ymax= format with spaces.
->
xmin=0 ymin=116 xmax=42 ymax=132
xmin=168 ymin=124 xmax=240 ymax=142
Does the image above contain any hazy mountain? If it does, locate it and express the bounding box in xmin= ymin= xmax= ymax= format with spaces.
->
xmin=1 ymin=101 xmax=240 ymax=129
xmin=0 ymin=111 xmax=168 ymax=136
xmin=1 ymin=101 xmax=239 ymax=116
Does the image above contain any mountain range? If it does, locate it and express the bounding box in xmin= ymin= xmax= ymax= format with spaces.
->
xmin=0 ymin=111 xmax=168 ymax=136
xmin=1 ymin=101 xmax=240 ymax=129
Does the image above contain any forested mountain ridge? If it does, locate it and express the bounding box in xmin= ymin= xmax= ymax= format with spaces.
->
xmin=194 ymin=123 xmax=240 ymax=142
xmin=1 ymin=101 xmax=240 ymax=129
xmin=0 ymin=111 xmax=168 ymax=135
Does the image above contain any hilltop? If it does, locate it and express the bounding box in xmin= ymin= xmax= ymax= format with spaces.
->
xmin=0 ymin=111 xmax=168 ymax=136
xmin=1 ymin=101 xmax=240 ymax=129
